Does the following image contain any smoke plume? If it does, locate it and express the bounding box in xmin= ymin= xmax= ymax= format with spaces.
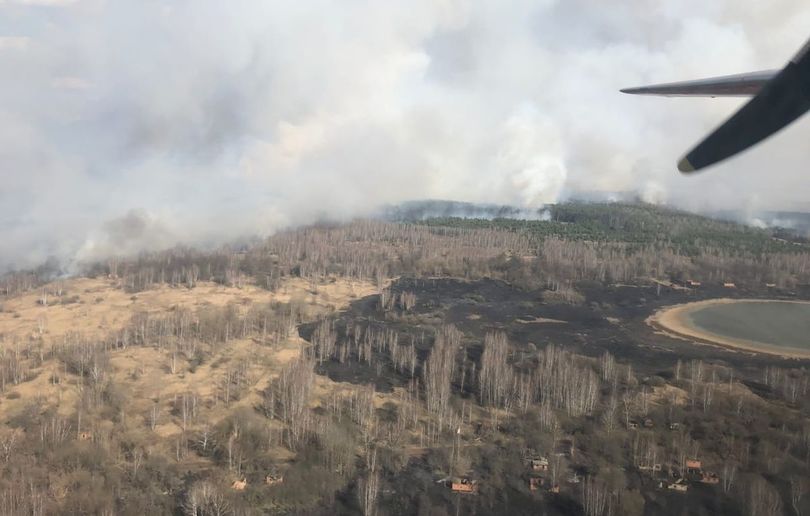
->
xmin=1 ymin=0 xmax=809 ymax=269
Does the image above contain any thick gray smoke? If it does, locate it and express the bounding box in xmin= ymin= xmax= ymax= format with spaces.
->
xmin=1 ymin=0 xmax=809 ymax=269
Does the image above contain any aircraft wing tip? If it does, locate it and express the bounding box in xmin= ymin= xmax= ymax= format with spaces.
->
xmin=677 ymin=157 xmax=696 ymax=173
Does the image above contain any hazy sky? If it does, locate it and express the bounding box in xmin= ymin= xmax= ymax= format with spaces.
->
xmin=2 ymin=0 xmax=809 ymax=269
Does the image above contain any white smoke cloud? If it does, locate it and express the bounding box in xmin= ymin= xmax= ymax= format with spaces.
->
xmin=1 ymin=0 xmax=809 ymax=268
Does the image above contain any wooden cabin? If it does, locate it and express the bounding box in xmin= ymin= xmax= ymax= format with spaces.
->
xmin=530 ymin=457 xmax=549 ymax=472
xmin=686 ymin=459 xmax=702 ymax=473
xmin=451 ymin=478 xmax=479 ymax=494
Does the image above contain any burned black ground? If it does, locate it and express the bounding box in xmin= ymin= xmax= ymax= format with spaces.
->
xmin=300 ymin=277 xmax=810 ymax=516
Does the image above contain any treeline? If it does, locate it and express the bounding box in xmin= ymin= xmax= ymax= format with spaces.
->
xmin=4 ymin=203 xmax=810 ymax=298
xmin=426 ymin=202 xmax=810 ymax=254
xmin=62 ymin=204 xmax=810 ymax=294
xmin=0 ymin=258 xmax=62 ymax=298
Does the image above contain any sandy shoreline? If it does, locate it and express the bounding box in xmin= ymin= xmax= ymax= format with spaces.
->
xmin=647 ymin=298 xmax=810 ymax=359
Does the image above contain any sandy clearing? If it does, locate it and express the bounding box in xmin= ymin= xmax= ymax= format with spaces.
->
xmin=648 ymin=298 xmax=810 ymax=359
xmin=651 ymin=384 xmax=688 ymax=407
xmin=0 ymin=276 xmax=379 ymax=348
xmin=0 ymin=275 xmax=380 ymax=427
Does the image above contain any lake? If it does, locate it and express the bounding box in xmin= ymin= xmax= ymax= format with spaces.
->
xmin=686 ymin=300 xmax=810 ymax=352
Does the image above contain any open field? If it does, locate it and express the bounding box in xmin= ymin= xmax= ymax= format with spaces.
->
xmin=0 ymin=275 xmax=380 ymax=455
xmin=0 ymin=276 xmax=375 ymax=341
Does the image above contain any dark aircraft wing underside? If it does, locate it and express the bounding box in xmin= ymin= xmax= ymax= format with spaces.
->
xmin=622 ymin=36 xmax=810 ymax=172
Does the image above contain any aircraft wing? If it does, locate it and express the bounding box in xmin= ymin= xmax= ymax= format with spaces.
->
xmin=678 ymin=39 xmax=810 ymax=172
xmin=621 ymin=36 xmax=810 ymax=172
xmin=620 ymin=70 xmax=777 ymax=97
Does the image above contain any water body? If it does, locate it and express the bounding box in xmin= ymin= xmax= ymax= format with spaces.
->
xmin=686 ymin=301 xmax=810 ymax=352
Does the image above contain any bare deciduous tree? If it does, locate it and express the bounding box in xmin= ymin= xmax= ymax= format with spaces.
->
xmin=358 ymin=448 xmax=379 ymax=516
xmin=722 ymin=462 xmax=737 ymax=493
xmin=423 ymin=326 xmax=461 ymax=432
xmin=149 ymin=400 xmax=161 ymax=431
xmin=272 ymin=353 xmax=315 ymax=450
xmin=183 ymin=481 xmax=229 ymax=516
xmin=745 ymin=476 xmax=781 ymax=516
xmin=582 ymin=476 xmax=611 ymax=516
xmin=479 ymin=331 xmax=512 ymax=409
xmin=791 ymin=476 xmax=808 ymax=516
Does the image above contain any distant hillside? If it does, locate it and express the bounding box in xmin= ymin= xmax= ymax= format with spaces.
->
xmin=408 ymin=201 xmax=810 ymax=255
xmin=709 ymin=209 xmax=810 ymax=237
xmin=378 ymin=200 xmax=550 ymax=221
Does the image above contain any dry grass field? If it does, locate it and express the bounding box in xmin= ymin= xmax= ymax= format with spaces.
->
xmin=0 ymin=276 xmax=380 ymax=468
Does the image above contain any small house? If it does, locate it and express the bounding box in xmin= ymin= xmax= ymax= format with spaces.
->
xmin=529 ymin=477 xmax=544 ymax=491
xmin=667 ymin=479 xmax=688 ymax=492
xmin=700 ymin=472 xmax=720 ymax=485
xmin=669 ymin=423 xmax=680 ymax=431
xmin=686 ymin=459 xmax=702 ymax=473
xmin=723 ymin=282 xmax=736 ymax=288
xmin=687 ymin=280 xmax=701 ymax=287
xmin=628 ymin=421 xmax=639 ymax=430
xmin=643 ymin=418 xmax=654 ymax=428
xmin=231 ymin=479 xmax=247 ymax=491
xmin=78 ymin=431 xmax=92 ymax=441
xmin=548 ymin=484 xmax=560 ymax=494
xmin=530 ymin=457 xmax=549 ymax=472
xmin=451 ymin=478 xmax=478 ymax=494
xmin=766 ymin=283 xmax=776 ymax=288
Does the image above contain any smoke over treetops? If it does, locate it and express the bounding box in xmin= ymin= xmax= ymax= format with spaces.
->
xmin=1 ymin=0 xmax=809 ymax=269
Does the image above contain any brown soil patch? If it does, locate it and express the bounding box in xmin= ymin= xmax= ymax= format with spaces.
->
xmin=651 ymin=384 xmax=688 ymax=407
